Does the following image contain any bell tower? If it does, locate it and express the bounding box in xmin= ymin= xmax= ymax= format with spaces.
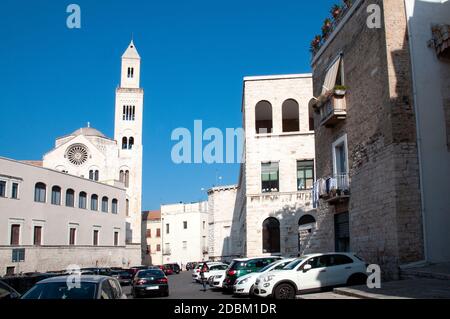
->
xmin=114 ymin=40 xmax=144 ymax=245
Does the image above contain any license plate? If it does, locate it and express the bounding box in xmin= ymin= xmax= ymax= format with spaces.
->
xmin=145 ymin=286 xmax=159 ymax=290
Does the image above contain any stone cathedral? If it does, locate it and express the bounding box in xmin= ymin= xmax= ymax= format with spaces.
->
xmin=42 ymin=41 xmax=144 ymax=246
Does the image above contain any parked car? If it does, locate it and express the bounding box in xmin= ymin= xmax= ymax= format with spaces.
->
xmin=164 ymin=263 xmax=181 ymax=274
xmin=109 ymin=270 xmax=133 ymax=286
xmin=208 ymin=272 xmax=227 ymax=289
xmin=223 ymin=256 xmax=283 ymax=291
xmin=21 ymin=275 xmax=127 ymax=299
xmin=233 ymin=258 xmax=295 ymax=296
xmin=128 ymin=266 xmax=150 ymax=279
xmin=132 ymin=269 xmax=169 ymax=298
xmin=0 ymin=280 xmax=21 ymax=299
xmin=193 ymin=262 xmax=229 ymax=283
xmin=191 ymin=262 xmax=226 ymax=282
xmin=186 ymin=262 xmax=197 ymax=271
xmin=253 ymin=253 xmax=368 ymax=299
xmin=157 ymin=265 xmax=173 ymax=276
xmin=1 ymin=272 xmax=60 ymax=295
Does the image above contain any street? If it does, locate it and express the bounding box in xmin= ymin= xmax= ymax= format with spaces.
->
xmin=123 ymin=271 xmax=250 ymax=299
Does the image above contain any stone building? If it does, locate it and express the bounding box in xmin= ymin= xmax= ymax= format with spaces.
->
xmin=142 ymin=210 xmax=162 ymax=266
xmin=160 ymin=202 xmax=209 ymax=266
xmin=0 ymin=157 xmax=140 ymax=276
xmin=42 ymin=40 xmax=143 ymax=248
xmin=308 ymin=0 xmax=450 ymax=279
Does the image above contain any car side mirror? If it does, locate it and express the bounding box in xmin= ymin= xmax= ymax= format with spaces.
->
xmin=302 ymin=264 xmax=312 ymax=272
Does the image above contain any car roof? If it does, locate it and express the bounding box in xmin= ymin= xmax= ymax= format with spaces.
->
xmin=36 ymin=275 xmax=111 ymax=284
xmin=233 ymin=256 xmax=283 ymax=262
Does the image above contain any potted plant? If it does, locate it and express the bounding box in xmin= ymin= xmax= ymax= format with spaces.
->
xmin=321 ymin=18 xmax=333 ymax=38
xmin=310 ymin=35 xmax=322 ymax=54
xmin=334 ymin=85 xmax=348 ymax=96
xmin=331 ymin=4 xmax=343 ymax=20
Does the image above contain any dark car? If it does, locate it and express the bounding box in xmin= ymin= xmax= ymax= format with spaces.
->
xmin=164 ymin=263 xmax=181 ymax=274
xmin=0 ymin=280 xmax=21 ymax=299
xmin=128 ymin=266 xmax=150 ymax=279
xmin=21 ymin=275 xmax=126 ymax=299
xmin=223 ymin=256 xmax=283 ymax=291
xmin=156 ymin=265 xmax=173 ymax=276
xmin=110 ymin=270 xmax=133 ymax=286
xmin=132 ymin=269 xmax=169 ymax=298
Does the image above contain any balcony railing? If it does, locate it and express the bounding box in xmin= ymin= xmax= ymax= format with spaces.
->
xmin=319 ymin=94 xmax=347 ymax=127
xmin=313 ymin=173 xmax=350 ymax=206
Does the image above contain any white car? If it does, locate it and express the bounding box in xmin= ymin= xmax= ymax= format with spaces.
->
xmin=192 ymin=262 xmax=229 ymax=283
xmin=208 ymin=270 xmax=226 ymax=288
xmin=233 ymin=258 xmax=295 ymax=296
xmin=253 ymin=253 xmax=368 ymax=299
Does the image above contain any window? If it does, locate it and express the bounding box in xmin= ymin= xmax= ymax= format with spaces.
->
xmin=91 ymin=194 xmax=98 ymax=211
xmin=297 ymin=160 xmax=314 ymax=190
xmin=0 ymin=180 xmax=6 ymax=197
xmin=66 ymin=189 xmax=75 ymax=207
xmin=79 ymin=192 xmax=87 ymax=209
xmin=10 ymin=224 xmax=20 ymax=245
xmin=94 ymin=170 xmax=99 ymax=181
xmin=203 ymin=221 xmax=206 ymax=229
xmin=328 ymin=254 xmax=353 ymax=266
xmin=34 ymin=183 xmax=46 ymax=203
xmin=119 ymin=170 xmax=124 ymax=183
xmin=335 ymin=212 xmax=350 ymax=252
xmin=166 ymin=224 xmax=170 ymax=234
xmin=93 ymin=230 xmax=99 ymax=246
xmin=332 ymin=135 xmax=348 ymax=178
xmin=125 ymin=171 xmax=130 ymax=188
xmin=11 ymin=183 xmax=18 ymax=199
xmin=262 ymin=217 xmax=280 ymax=253
xmin=101 ymin=197 xmax=109 ymax=213
xmin=183 ymin=221 xmax=187 ymax=229
xmin=128 ymin=137 xmax=134 ymax=150
xmin=321 ymin=55 xmax=343 ymax=95
xmin=156 ymin=244 xmax=161 ymax=252
xmin=89 ymin=170 xmax=94 ymax=180
xmin=112 ymin=199 xmax=118 ymax=214
xmin=114 ymin=232 xmax=119 ymax=246
xmin=126 ymin=199 xmax=129 ymax=216
xmin=146 ymin=229 xmax=151 ymax=238
xmin=303 ymin=256 xmax=328 ymax=269
xmin=255 ymin=101 xmax=273 ymax=134
xmin=127 ymin=67 xmax=134 ymax=78
xmin=156 ymin=228 xmax=161 ymax=237
xmin=69 ymin=228 xmax=76 ymax=245
xmin=261 ymin=162 xmax=279 ymax=193
xmin=182 ymin=241 xmax=187 ymax=249
xmin=51 ymin=186 xmax=61 ymax=205
xmin=282 ymin=99 xmax=300 ymax=132
xmin=33 ymin=226 xmax=42 ymax=246
xmin=122 ymin=137 xmax=128 ymax=149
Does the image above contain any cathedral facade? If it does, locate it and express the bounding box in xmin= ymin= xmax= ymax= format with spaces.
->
xmin=43 ymin=41 xmax=143 ymax=246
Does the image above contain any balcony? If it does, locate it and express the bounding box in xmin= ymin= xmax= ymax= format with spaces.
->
xmin=318 ymin=94 xmax=347 ymax=127
xmin=313 ymin=173 xmax=350 ymax=206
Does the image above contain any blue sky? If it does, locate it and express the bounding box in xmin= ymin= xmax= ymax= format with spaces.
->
xmin=0 ymin=0 xmax=336 ymax=210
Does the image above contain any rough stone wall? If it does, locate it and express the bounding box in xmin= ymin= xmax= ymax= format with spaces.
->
xmin=0 ymin=245 xmax=141 ymax=276
xmin=311 ymin=0 xmax=423 ymax=278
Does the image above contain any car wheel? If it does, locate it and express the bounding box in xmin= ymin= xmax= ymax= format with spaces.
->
xmin=249 ymin=284 xmax=255 ymax=296
xmin=346 ymin=273 xmax=367 ymax=286
xmin=274 ymin=283 xmax=296 ymax=300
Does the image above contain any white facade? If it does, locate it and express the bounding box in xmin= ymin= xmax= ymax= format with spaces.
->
xmin=0 ymin=157 xmax=140 ymax=275
xmin=161 ymin=202 xmax=209 ymax=266
xmin=43 ymin=41 xmax=143 ymax=246
xmin=405 ymin=0 xmax=450 ymax=263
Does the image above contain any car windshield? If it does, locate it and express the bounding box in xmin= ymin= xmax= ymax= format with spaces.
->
xmin=137 ymin=270 xmax=164 ymax=278
xmin=283 ymin=259 xmax=304 ymax=270
xmin=21 ymin=282 xmax=97 ymax=299
xmin=256 ymin=263 xmax=276 ymax=273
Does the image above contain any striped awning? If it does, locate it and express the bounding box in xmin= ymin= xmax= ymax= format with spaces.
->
xmin=321 ymin=56 xmax=342 ymax=95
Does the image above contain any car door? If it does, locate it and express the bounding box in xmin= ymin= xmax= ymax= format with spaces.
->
xmin=325 ymin=254 xmax=355 ymax=287
xmin=296 ymin=256 xmax=329 ymax=291
xmin=108 ymin=279 xmax=123 ymax=299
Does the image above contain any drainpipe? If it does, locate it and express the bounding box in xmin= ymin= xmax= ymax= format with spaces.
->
xmin=404 ymin=0 xmax=428 ymax=264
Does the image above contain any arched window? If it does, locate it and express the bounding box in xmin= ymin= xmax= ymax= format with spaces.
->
xmin=101 ymin=196 xmax=109 ymax=213
xmin=66 ymin=189 xmax=75 ymax=207
xmin=255 ymin=101 xmax=273 ymax=134
xmin=299 ymin=215 xmax=316 ymax=227
xmin=94 ymin=170 xmax=99 ymax=181
xmin=282 ymin=99 xmax=300 ymax=132
xmin=119 ymin=170 xmax=124 ymax=183
xmin=122 ymin=137 xmax=128 ymax=150
xmin=112 ymin=199 xmax=118 ymax=214
xmin=126 ymin=199 xmax=130 ymax=217
xmin=125 ymin=170 xmax=130 ymax=188
xmin=128 ymin=137 xmax=134 ymax=150
xmin=262 ymin=217 xmax=280 ymax=253
xmin=79 ymin=192 xmax=87 ymax=209
xmin=89 ymin=170 xmax=94 ymax=180
xmin=91 ymin=194 xmax=98 ymax=211
xmin=34 ymin=183 xmax=46 ymax=203
xmin=51 ymin=186 xmax=61 ymax=205
xmin=298 ymin=215 xmax=316 ymax=252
